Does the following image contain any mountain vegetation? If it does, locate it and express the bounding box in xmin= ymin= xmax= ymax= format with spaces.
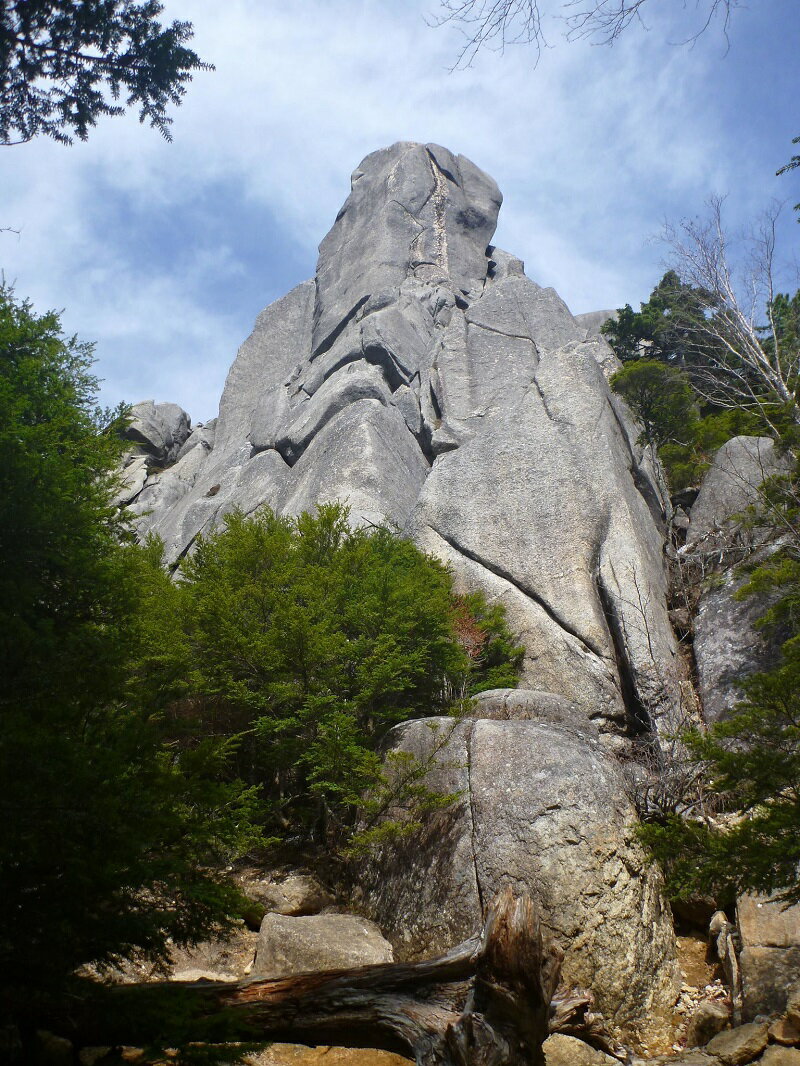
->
xmin=603 ymin=241 xmax=800 ymax=910
xmin=162 ymin=503 xmax=523 ymax=851
xmin=0 ymin=286 xmax=265 ymax=1017
xmin=0 ymin=285 xmax=522 ymax=1042
xmin=604 ymin=257 xmax=799 ymax=490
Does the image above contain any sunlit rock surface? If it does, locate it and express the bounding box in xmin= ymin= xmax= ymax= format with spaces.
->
xmin=127 ymin=140 xmax=685 ymax=742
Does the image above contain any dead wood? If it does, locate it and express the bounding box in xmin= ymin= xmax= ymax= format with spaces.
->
xmin=51 ymin=887 xmax=567 ymax=1066
xmin=549 ymin=988 xmax=628 ymax=1061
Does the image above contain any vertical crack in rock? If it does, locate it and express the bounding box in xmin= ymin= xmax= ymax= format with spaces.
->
xmin=464 ymin=719 xmax=486 ymax=916
xmin=425 ymin=147 xmax=450 ymax=275
xmin=607 ymin=398 xmax=666 ymax=527
xmin=433 ymin=527 xmax=608 ymax=661
xmin=594 ymin=565 xmax=654 ymax=737
xmin=530 ymin=373 xmax=570 ymax=426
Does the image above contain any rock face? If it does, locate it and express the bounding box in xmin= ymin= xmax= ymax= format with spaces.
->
xmin=693 ymin=566 xmax=784 ymax=723
xmin=244 ymin=872 xmax=334 ymax=917
xmin=121 ymin=143 xmax=688 ymax=1038
xmin=253 ymin=912 xmax=393 ymax=978
xmin=359 ymin=717 xmax=679 ymax=1038
xmin=687 ymin=436 xmax=790 ymax=723
xmin=123 ymin=399 xmax=192 ymax=466
xmin=737 ymin=894 xmax=800 ymax=1020
xmin=124 ymin=141 xmax=684 ymax=743
xmin=687 ymin=436 xmax=790 ymax=548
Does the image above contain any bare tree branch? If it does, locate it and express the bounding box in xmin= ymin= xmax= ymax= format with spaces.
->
xmin=430 ymin=0 xmax=739 ymax=67
xmin=661 ymin=197 xmax=799 ymax=431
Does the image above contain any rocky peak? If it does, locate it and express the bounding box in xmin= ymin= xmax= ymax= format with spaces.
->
xmin=123 ymin=143 xmax=689 ymax=746
xmin=116 ymin=144 xmax=705 ymax=1040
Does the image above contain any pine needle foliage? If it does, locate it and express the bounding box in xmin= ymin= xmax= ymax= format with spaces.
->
xmin=0 ymin=287 xmax=262 ymax=1005
xmin=174 ymin=504 xmax=523 ymax=849
xmin=0 ymin=0 xmax=211 ymax=144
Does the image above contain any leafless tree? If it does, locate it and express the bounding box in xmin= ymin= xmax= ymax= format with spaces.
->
xmin=662 ymin=197 xmax=800 ymax=434
xmin=430 ymin=0 xmax=739 ymax=68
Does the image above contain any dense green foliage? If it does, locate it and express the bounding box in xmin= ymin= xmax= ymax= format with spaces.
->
xmin=168 ymin=505 xmax=523 ymax=849
xmin=601 ymin=270 xmax=716 ymax=368
xmin=605 ymin=273 xmax=800 ymax=489
xmin=609 ymin=358 xmax=698 ymax=451
xmin=0 ymin=288 xmax=261 ymax=1003
xmin=0 ymin=1 xmax=210 ymax=144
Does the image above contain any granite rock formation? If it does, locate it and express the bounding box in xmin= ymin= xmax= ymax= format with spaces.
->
xmin=687 ymin=436 xmax=791 ymax=723
xmin=124 ymin=141 xmax=686 ymax=746
xmin=360 ymin=716 xmax=679 ymax=1037
xmin=121 ymin=143 xmax=691 ymax=1039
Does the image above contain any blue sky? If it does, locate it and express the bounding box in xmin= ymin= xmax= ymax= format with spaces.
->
xmin=2 ymin=0 xmax=798 ymax=422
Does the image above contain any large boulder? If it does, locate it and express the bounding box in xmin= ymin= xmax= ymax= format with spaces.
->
xmin=241 ymin=872 xmax=334 ymax=917
xmin=543 ymin=1034 xmax=619 ymax=1065
xmin=358 ymin=717 xmax=679 ymax=1041
xmin=687 ymin=436 xmax=791 ymax=723
xmin=693 ymin=565 xmax=785 ymax=723
xmin=253 ymin=912 xmax=393 ymax=978
xmin=122 ymin=399 xmax=191 ymax=467
xmin=686 ymin=436 xmax=791 ymax=549
xmin=737 ymin=894 xmax=800 ymax=1020
xmin=705 ymin=1021 xmax=769 ymax=1065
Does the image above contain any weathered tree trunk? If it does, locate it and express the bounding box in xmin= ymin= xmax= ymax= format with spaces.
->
xmin=53 ymin=888 xmax=565 ymax=1065
xmin=549 ymin=988 xmax=628 ymax=1061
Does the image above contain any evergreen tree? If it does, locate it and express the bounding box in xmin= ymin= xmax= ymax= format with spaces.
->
xmin=609 ymin=358 xmax=698 ymax=451
xmin=174 ymin=505 xmax=523 ymax=848
xmin=601 ymin=270 xmax=716 ymax=367
xmin=0 ymin=1 xmax=211 ymax=144
xmin=0 ymin=287 xmax=261 ymax=1010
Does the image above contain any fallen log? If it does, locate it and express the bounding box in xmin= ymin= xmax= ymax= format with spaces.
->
xmin=49 ymin=887 xmax=565 ymax=1066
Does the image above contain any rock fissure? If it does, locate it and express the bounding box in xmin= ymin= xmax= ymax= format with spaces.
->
xmin=388 ymin=198 xmax=427 ymax=231
xmin=311 ymin=293 xmax=371 ymax=361
xmin=425 ymin=147 xmax=450 ymax=275
xmin=433 ymin=526 xmax=607 ymax=662
xmin=530 ymin=373 xmax=570 ymax=426
xmin=465 ymin=319 xmax=537 ymax=345
xmin=607 ymin=398 xmax=665 ymax=526
xmin=594 ymin=564 xmax=654 ymax=738
xmin=464 ymin=721 xmax=486 ymax=917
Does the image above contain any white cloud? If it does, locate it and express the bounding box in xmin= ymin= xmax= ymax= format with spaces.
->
xmin=1 ymin=0 xmax=795 ymax=420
